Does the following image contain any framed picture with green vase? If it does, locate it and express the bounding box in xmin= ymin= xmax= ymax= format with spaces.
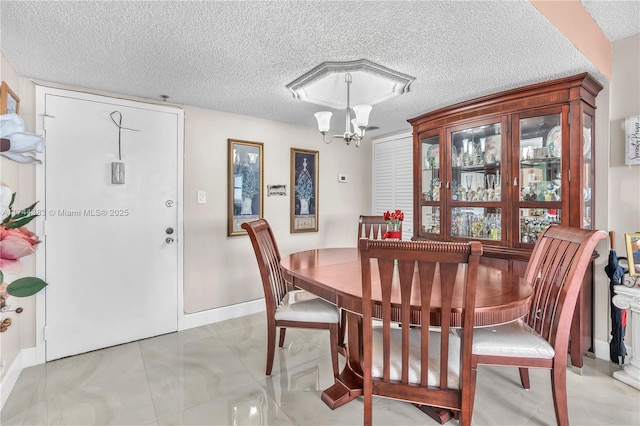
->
xmin=291 ymin=148 xmax=318 ymax=233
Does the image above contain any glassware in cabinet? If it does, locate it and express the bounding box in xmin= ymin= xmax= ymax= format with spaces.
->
xmin=420 ymin=134 xmax=441 ymax=236
xmin=450 ymin=123 xmax=503 ymax=203
xmin=451 ymin=207 xmax=502 ymax=240
xmin=421 ymin=134 xmax=441 ymax=200
xmin=517 ymin=113 xmax=563 ymax=244
xmin=421 ymin=206 xmax=441 ymax=235
xmin=519 ymin=208 xmax=561 ymax=244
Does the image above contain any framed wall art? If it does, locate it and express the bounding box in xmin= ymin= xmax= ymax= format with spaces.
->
xmin=290 ymin=148 xmax=318 ymax=233
xmin=228 ymin=139 xmax=263 ymax=236
xmin=1 ymin=81 xmax=20 ymax=115
xmin=625 ymin=233 xmax=640 ymax=277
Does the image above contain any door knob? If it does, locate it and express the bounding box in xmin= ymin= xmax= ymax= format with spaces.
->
xmin=166 ymin=237 xmax=174 ymax=244
xmin=166 ymin=227 xmax=174 ymax=234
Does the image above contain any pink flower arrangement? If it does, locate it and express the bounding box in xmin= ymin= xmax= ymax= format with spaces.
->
xmin=1 ymin=226 xmax=40 ymax=272
xmin=0 ymin=186 xmax=47 ymax=313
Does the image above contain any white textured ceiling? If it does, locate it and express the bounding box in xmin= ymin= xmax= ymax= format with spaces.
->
xmin=1 ymin=1 xmax=639 ymax=139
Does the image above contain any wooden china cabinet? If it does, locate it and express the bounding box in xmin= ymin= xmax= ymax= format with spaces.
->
xmin=409 ymin=73 xmax=603 ymax=367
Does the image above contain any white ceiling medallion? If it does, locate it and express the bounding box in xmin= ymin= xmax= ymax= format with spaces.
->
xmin=287 ymin=59 xmax=414 ymax=147
xmin=286 ymin=59 xmax=415 ymax=109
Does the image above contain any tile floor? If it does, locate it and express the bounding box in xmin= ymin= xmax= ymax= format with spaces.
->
xmin=2 ymin=312 xmax=639 ymax=425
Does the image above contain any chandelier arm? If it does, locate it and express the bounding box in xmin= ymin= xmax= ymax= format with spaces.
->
xmin=320 ymin=132 xmax=332 ymax=144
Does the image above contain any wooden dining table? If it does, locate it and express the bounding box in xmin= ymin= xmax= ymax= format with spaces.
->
xmin=280 ymin=247 xmax=533 ymax=423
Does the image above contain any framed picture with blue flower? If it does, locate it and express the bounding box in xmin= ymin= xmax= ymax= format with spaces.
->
xmin=291 ymin=148 xmax=318 ymax=233
xmin=228 ymin=139 xmax=263 ymax=236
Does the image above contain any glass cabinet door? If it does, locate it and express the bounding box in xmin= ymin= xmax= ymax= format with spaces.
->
xmin=583 ymin=112 xmax=594 ymax=229
xmin=517 ymin=113 xmax=563 ymax=245
xmin=420 ymin=134 xmax=441 ymax=235
xmin=450 ymin=122 xmax=503 ymax=241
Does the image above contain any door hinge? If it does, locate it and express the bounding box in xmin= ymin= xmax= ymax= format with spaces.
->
xmin=43 ymin=326 xmax=48 ymax=341
xmin=568 ymin=169 xmax=571 ymax=183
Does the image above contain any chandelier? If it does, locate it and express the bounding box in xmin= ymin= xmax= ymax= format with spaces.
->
xmin=313 ymin=73 xmax=371 ymax=148
xmin=286 ymin=60 xmax=415 ymax=149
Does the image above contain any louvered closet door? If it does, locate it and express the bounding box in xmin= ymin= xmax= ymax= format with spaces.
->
xmin=372 ymin=135 xmax=413 ymax=240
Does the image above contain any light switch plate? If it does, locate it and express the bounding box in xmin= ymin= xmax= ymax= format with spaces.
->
xmin=197 ymin=190 xmax=206 ymax=204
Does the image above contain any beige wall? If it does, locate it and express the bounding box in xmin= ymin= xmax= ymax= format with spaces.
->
xmin=183 ymin=105 xmax=371 ymax=313
xmin=595 ymin=33 xmax=640 ymax=356
xmin=1 ymin=56 xmax=38 ymax=381
xmin=609 ymin=34 xmax=640 ymax=243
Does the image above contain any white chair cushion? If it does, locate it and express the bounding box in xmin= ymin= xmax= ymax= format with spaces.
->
xmin=472 ymin=319 xmax=555 ymax=359
xmin=371 ymin=327 xmax=461 ymax=388
xmin=274 ymin=290 xmax=339 ymax=323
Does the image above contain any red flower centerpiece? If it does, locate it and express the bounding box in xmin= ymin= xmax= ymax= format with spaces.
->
xmin=383 ymin=209 xmax=404 ymax=239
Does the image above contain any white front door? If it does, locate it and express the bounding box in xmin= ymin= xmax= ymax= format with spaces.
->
xmin=37 ymin=87 xmax=183 ymax=361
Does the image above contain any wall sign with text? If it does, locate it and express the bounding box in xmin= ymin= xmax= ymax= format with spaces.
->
xmin=625 ymin=115 xmax=640 ymax=166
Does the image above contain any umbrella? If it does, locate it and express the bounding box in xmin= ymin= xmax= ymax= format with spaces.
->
xmin=605 ymin=231 xmax=628 ymax=364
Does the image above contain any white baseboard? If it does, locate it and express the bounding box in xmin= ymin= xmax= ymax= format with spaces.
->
xmin=593 ymin=338 xmax=633 ymax=362
xmin=0 ymin=347 xmax=37 ymax=411
xmin=181 ymin=298 xmax=265 ymax=330
xmin=594 ymin=338 xmax=610 ymax=361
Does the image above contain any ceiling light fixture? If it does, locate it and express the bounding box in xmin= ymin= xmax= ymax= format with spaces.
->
xmin=286 ymin=59 xmax=415 ymax=148
xmin=314 ymin=73 xmax=371 ymax=147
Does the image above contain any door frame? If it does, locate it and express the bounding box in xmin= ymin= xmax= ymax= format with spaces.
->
xmin=34 ymin=85 xmax=185 ymax=363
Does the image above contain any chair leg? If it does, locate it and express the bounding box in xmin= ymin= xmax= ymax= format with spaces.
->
xmin=550 ymin=364 xmax=570 ymax=426
xmin=364 ymin=391 xmax=373 ymax=426
xmin=518 ymin=367 xmax=531 ymax=389
xmin=266 ymin=322 xmax=277 ymax=376
xmin=329 ymin=323 xmax=339 ymax=377
xmin=278 ymin=327 xmax=287 ymax=347
xmin=461 ymin=365 xmax=477 ymax=426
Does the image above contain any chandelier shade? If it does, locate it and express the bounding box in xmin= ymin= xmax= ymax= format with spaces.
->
xmin=313 ymin=111 xmax=332 ymax=133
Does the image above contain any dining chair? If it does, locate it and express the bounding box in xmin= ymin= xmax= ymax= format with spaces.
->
xmin=469 ymin=225 xmax=607 ymax=426
xmin=357 ymin=215 xmax=402 ymax=241
xmin=359 ymin=238 xmax=483 ymax=426
xmin=241 ymin=219 xmax=340 ymax=377
xmin=342 ymin=215 xmax=405 ymax=345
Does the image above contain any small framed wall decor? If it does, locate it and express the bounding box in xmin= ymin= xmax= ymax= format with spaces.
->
xmin=625 ymin=233 xmax=640 ymax=277
xmin=1 ymin=81 xmax=20 ymax=115
xmin=267 ymin=184 xmax=287 ymax=196
xmin=228 ymin=139 xmax=263 ymax=236
xmin=290 ymin=148 xmax=318 ymax=233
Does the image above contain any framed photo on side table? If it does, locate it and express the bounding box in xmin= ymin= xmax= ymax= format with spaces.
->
xmin=291 ymin=148 xmax=318 ymax=233
xmin=625 ymin=233 xmax=640 ymax=277
xmin=228 ymin=139 xmax=263 ymax=236
xmin=1 ymin=81 xmax=20 ymax=114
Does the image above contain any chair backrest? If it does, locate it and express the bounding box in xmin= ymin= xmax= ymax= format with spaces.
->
xmin=523 ymin=225 xmax=607 ymax=350
xmin=242 ymin=219 xmax=289 ymax=312
xmin=359 ymin=238 xmax=483 ymax=408
xmin=357 ymin=215 xmax=401 ymax=241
